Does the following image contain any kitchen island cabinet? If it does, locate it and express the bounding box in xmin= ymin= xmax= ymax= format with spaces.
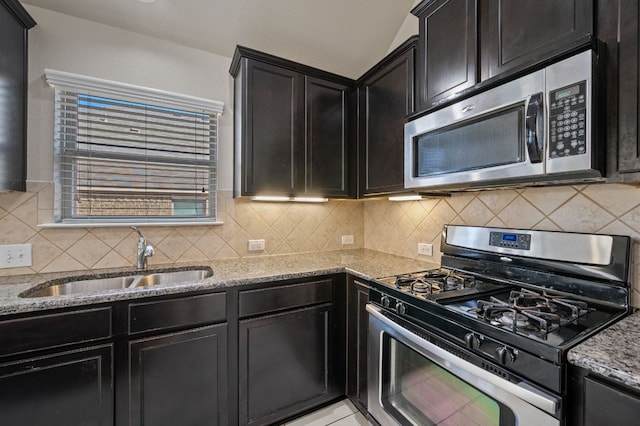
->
xmin=237 ymin=275 xmax=346 ymax=426
xmin=0 ymin=306 xmax=114 ymax=426
xmin=230 ymin=46 xmax=355 ymax=198
xmin=358 ymin=37 xmax=417 ymax=196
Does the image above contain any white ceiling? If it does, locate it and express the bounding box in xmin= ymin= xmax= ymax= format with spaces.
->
xmin=21 ymin=0 xmax=416 ymax=78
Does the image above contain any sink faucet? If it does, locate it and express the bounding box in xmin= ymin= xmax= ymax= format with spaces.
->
xmin=131 ymin=227 xmax=154 ymax=271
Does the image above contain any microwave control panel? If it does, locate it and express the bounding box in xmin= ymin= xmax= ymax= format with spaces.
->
xmin=549 ymin=81 xmax=587 ymax=159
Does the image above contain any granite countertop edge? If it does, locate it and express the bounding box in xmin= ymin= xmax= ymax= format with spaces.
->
xmin=0 ymin=249 xmax=438 ymax=316
xmin=567 ymin=310 xmax=640 ymax=391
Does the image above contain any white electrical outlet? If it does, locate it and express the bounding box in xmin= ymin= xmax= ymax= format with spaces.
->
xmin=0 ymin=244 xmax=32 ymax=268
xmin=248 ymin=239 xmax=266 ymax=251
xmin=341 ymin=235 xmax=354 ymax=245
xmin=417 ymin=242 xmax=433 ymax=256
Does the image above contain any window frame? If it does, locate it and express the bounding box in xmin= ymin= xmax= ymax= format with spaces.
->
xmin=45 ymin=69 xmax=224 ymax=225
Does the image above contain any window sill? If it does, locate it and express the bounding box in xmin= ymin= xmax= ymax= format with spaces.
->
xmin=38 ymin=220 xmax=224 ymax=229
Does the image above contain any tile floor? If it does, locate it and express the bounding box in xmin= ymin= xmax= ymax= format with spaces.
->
xmin=282 ymin=399 xmax=374 ymax=426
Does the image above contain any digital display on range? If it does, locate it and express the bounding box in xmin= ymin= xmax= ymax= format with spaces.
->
xmin=554 ymin=84 xmax=581 ymax=100
xmin=502 ymin=234 xmax=517 ymax=242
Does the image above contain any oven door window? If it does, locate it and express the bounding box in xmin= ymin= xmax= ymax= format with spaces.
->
xmin=381 ymin=336 xmax=516 ymax=425
xmin=414 ymin=104 xmax=524 ymax=177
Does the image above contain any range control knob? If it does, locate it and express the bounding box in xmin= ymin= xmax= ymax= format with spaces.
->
xmin=464 ymin=332 xmax=482 ymax=349
xmin=381 ymin=296 xmax=391 ymax=308
xmin=396 ymin=302 xmax=407 ymax=315
xmin=496 ymin=346 xmax=517 ymax=365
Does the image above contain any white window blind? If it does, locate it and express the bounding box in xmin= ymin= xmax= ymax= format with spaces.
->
xmin=46 ymin=69 xmax=223 ymax=224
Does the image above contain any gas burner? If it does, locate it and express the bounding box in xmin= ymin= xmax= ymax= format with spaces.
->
xmin=395 ymin=275 xmax=415 ymax=288
xmin=411 ymin=280 xmax=432 ymax=294
xmin=421 ymin=269 xmax=448 ymax=279
xmin=469 ymin=289 xmax=593 ymax=337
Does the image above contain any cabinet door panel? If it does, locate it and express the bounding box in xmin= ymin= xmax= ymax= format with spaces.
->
xmin=584 ymin=376 xmax=640 ymax=426
xmin=614 ymin=0 xmax=640 ymax=174
xmin=244 ymin=60 xmax=304 ymax=195
xmin=361 ymin=42 xmax=415 ymax=195
xmin=417 ymin=0 xmax=477 ymax=109
xmin=239 ymin=304 xmax=337 ymax=426
xmin=306 ymin=77 xmax=350 ymax=197
xmin=481 ymin=0 xmax=592 ymax=79
xmin=346 ymin=279 xmax=370 ymax=411
xmin=0 ymin=345 xmax=113 ymax=426
xmin=128 ymin=324 xmax=228 ymax=426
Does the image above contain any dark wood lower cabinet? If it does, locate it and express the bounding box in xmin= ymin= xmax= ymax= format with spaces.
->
xmin=346 ymin=278 xmax=370 ymax=411
xmin=125 ymin=324 xmax=228 ymax=426
xmin=238 ymin=303 xmax=342 ymax=426
xmin=0 ymin=344 xmax=113 ymax=426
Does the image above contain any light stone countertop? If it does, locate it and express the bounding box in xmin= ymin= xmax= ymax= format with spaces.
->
xmin=0 ymin=249 xmax=438 ymax=316
xmin=567 ymin=310 xmax=640 ymax=391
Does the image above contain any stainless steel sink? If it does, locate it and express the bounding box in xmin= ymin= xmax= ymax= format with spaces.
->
xmin=22 ymin=276 xmax=140 ymax=298
xmin=19 ymin=267 xmax=213 ymax=298
xmin=133 ymin=269 xmax=213 ymax=287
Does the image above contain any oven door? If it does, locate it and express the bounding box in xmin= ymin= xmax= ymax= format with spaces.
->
xmin=367 ymin=304 xmax=560 ymax=426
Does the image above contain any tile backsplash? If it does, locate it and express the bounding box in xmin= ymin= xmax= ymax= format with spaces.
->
xmin=2 ymin=181 xmax=640 ymax=306
xmin=0 ymin=183 xmax=363 ymax=275
xmin=364 ymin=183 xmax=640 ymax=306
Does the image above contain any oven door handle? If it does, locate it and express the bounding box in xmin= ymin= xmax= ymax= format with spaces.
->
xmin=366 ymin=304 xmax=560 ymax=417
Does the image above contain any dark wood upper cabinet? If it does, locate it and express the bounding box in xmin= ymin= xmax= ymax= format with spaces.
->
xmin=480 ymin=0 xmax=593 ymax=80
xmin=230 ymin=46 xmax=355 ymax=198
xmin=0 ymin=0 xmax=35 ymax=191
xmin=413 ymin=0 xmax=477 ymax=111
xmin=599 ymin=0 xmax=640 ymax=179
xmin=358 ymin=37 xmax=417 ymax=196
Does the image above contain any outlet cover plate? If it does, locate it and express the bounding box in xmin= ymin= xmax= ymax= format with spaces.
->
xmin=0 ymin=244 xmax=32 ymax=268
xmin=417 ymin=243 xmax=433 ymax=256
xmin=248 ymin=239 xmax=266 ymax=251
xmin=341 ymin=235 xmax=354 ymax=245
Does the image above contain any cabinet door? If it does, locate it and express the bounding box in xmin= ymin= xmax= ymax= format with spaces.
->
xmin=127 ymin=324 xmax=228 ymax=426
xmin=607 ymin=0 xmax=640 ymax=175
xmin=242 ymin=59 xmax=304 ymax=196
xmin=360 ymin=40 xmax=416 ymax=196
xmin=481 ymin=0 xmax=592 ymax=80
xmin=0 ymin=345 xmax=113 ymax=426
xmin=346 ymin=278 xmax=370 ymax=411
xmin=415 ymin=0 xmax=477 ymax=111
xmin=305 ymin=77 xmax=350 ymax=197
xmin=238 ymin=304 xmax=340 ymax=426
xmin=0 ymin=1 xmax=34 ymax=191
xmin=584 ymin=376 xmax=640 ymax=426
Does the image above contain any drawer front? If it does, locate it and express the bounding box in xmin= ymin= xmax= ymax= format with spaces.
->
xmin=0 ymin=307 xmax=112 ymax=357
xmin=239 ymin=278 xmax=333 ymax=318
xmin=585 ymin=376 xmax=640 ymax=426
xmin=129 ymin=292 xmax=226 ymax=334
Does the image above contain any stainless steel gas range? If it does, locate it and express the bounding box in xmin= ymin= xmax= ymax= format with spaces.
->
xmin=366 ymin=225 xmax=632 ymax=426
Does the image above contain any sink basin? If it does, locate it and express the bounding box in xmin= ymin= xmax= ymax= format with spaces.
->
xmin=133 ymin=269 xmax=213 ymax=287
xmin=22 ymin=276 xmax=139 ymax=298
xmin=19 ymin=267 xmax=214 ymax=298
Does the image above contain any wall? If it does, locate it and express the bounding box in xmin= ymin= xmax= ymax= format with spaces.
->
xmin=0 ymin=5 xmax=364 ymax=277
xmin=364 ymin=184 xmax=640 ymax=306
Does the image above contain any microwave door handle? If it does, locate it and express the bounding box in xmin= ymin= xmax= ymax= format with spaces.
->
xmin=525 ymin=93 xmax=544 ymax=163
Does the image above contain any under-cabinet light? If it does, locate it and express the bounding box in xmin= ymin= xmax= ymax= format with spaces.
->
xmin=250 ymin=196 xmax=291 ymax=202
xmin=388 ymin=194 xmax=423 ymax=201
xmin=291 ymin=197 xmax=328 ymax=203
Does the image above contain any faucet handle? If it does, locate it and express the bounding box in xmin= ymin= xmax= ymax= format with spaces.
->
xmin=144 ymin=245 xmax=155 ymax=257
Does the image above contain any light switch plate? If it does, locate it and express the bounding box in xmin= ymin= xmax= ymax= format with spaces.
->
xmin=0 ymin=244 xmax=32 ymax=268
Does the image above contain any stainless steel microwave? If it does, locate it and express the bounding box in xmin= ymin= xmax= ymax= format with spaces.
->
xmin=404 ymin=49 xmax=604 ymax=191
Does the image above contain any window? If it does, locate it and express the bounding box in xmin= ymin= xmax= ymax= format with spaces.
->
xmin=45 ymin=69 xmax=223 ymax=224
